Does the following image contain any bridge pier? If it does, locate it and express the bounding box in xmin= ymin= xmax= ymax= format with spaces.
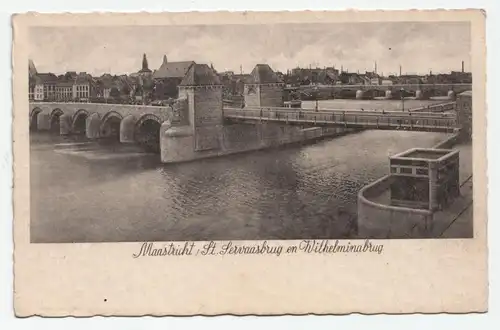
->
xmin=120 ymin=115 xmax=136 ymax=143
xmin=447 ymin=90 xmax=456 ymax=101
xmin=59 ymin=113 xmax=73 ymax=135
xmin=415 ymin=90 xmax=430 ymax=100
xmin=86 ymin=113 xmax=101 ymax=139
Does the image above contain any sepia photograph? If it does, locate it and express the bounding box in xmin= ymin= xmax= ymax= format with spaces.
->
xmin=28 ymin=21 xmax=473 ymax=243
xmin=12 ymin=10 xmax=488 ymax=316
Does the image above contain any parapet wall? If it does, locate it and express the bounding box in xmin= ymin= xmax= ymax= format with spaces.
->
xmin=432 ymin=133 xmax=460 ymax=149
xmin=357 ymin=175 xmax=434 ymax=238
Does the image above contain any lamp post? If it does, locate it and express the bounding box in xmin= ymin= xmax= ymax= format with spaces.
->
xmin=400 ymin=87 xmax=405 ymax=112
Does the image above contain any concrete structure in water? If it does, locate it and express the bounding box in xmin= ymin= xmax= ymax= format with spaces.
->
xmin=357 ymin=90 xmax=473 ymax=238
xmin=389 ymin=148 xmax=460 ymax=211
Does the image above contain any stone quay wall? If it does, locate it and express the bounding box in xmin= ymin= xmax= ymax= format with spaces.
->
xmin=161 ymin=122 xmax=357 ymax=164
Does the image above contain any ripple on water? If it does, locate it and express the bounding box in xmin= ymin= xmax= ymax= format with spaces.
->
xmin=30 ymin=130 xmax=454 ymax=242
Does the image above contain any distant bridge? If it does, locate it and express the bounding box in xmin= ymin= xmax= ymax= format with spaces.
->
xmin=285 ymin=83 xmax=472 ymax=100
xmin=223 ymin=107 xmax=458 ymax=133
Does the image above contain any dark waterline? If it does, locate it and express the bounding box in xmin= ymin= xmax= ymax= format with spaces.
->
xmin=30 ymin=130 xmax=449 ymax=243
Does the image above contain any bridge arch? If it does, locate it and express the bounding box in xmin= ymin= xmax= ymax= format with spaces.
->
xmin=134 ymin=114 xmax=163 ymax=153
xmin=71 ymin=109 xmax=89 ymax=135
xmin=49 ymin=108 xmax=64 ymax=133
xmin=100 ymin=111 xmax=123 ymax=140
xmin=30 ymin=107 xmax=42 ymax=130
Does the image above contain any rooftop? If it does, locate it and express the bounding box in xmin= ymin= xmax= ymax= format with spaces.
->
xmin=179 ymin=64 xmax=221 ymax=86
xmin=153 ymin=56 xmax=195 ymax=79
xmin=248 ymin=64 xmax=283 ymax=84
xmin=74 ymin=72 xmax=94 ymax=85
xmin=36 ymin=73 xmax=58 ymax=84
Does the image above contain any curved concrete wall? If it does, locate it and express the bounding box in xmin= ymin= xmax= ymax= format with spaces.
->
xmin=357 ymin=175 xmax=433 ymax=239
xmin=432 ymin=133 xmax=460 ymax=149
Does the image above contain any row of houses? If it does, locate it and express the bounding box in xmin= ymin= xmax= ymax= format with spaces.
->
xmin=29 ymin=57 xmax=473 ymax=103
xmin=28 ymin=55 xmax=197 ymax=103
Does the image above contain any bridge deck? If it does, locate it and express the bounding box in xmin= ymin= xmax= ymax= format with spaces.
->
xmin=223 ymin=107 xmax=458 ymax=133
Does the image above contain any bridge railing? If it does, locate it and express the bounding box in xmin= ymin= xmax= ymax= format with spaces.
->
xmin=410 ymin=102 xmax=456 ymax=113
xmin=225 ymin=106 xmax=456 ymax=118
xmin=223 ymin=108 xmax=457 ymax=131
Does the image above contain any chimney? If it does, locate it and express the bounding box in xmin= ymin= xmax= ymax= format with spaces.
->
xmin=374 ymin=61 xmax=377 ymax=74
xmin=462 ymin=60 xmax=464 ymax=73
xmin=399 ymin=65 xmax=402 ymax=76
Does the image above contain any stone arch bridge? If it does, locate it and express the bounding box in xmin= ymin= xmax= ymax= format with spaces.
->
xmin=29 ymin=102 xmax=173 ymax=151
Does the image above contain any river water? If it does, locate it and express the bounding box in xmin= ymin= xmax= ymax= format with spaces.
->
xmin=30 ymin=128 xmax=451 ymax=243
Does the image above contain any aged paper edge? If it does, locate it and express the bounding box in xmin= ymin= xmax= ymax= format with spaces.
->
xmin=12 ymin=10 xmax=488 ymax=316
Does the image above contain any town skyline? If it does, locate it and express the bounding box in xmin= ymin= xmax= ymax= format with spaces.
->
xmin=29 ymin=22 xmax=471 ymax=76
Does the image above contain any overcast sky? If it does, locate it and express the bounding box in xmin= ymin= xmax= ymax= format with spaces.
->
xmin=29 ymin=22 xmax=471 ymax=76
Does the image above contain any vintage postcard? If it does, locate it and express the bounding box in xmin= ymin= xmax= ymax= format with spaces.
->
xmin=13 ymin=10 xmax=487 ymax=316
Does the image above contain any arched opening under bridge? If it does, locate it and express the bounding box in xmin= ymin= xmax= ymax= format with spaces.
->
xmin=100 ymin=112 xmax=122 ymax=142
xmin=134 ymin=115 xmax=162 ymax=153
xmin=49 ymin=109 xmax=64 ymax=133
xmin=30 ymin=108 xmax=42 ymax=131
xmin=72 ymin=110 xmax=89 ymax=135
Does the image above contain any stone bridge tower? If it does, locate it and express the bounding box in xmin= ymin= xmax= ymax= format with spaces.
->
xmin=175 ymin=63 xmax=223 ymax=151
xmin=244 ymin=64 xmax=285 ymax=108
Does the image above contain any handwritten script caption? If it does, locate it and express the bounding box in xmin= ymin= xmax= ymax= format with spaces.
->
xmin=133 ymin=240 xmax=384 ymax=258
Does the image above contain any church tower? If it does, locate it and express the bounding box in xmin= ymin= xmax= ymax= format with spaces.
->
xmin=139 ymin=53 xmax=152 ymax=74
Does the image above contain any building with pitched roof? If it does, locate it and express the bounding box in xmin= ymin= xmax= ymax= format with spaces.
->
xmin=55 ymin=73 xmax=76 ymax=102
xmin=73 ymin=72 xmax=96 ymax=100
xmin=35 ymin=73 xmax=59 ymax=101
xmin=95 ymin=74 xmax=114 ymax=99
xmin=244 ymin=64 xmax=285 ymax=107
xmin=152 ymin=55 xmax=195 ymax=100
